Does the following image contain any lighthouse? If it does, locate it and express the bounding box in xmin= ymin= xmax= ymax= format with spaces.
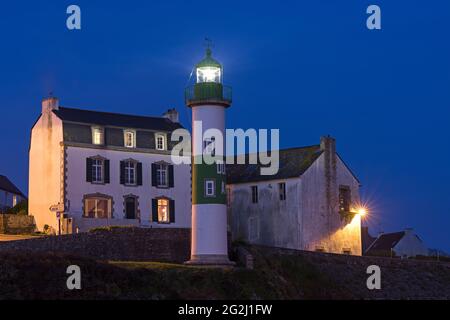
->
xmin=185 ymin=47 xmax=233 ymax=265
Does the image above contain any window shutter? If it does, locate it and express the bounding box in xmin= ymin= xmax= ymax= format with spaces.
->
xmin=169 ymin=199 xmax=175 ymax=223
xmin=104 ymin=160 xmax=110 ymax=184
xmin=86 ymin=158 xmax=93 ymax=182
xmin=151 ymin=163 xmax=157 ymax=187
xmin=168 ymin=165 xmax=174 ymax=188
xmin=152 ymin=199 xmax=158 ymax=222
xmin=137 ymin=162 xmax=143 ymax=186
xmin=120 ymin=161 xmax=125 ymax=185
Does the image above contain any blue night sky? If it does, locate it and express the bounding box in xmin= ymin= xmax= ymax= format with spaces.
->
xmin=0 ymin=1 xmax=449 ymax=251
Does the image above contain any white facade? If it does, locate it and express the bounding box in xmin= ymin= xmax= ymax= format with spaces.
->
xmin=29 ymin=97 xmax=191 ymax=234
xmin=228 ymin=141 xmax=363 ymax=256
xmin=65 ymin=146 xmax=191 ymax=232
xmin=393 ymin=230 xmax=429 ymax=257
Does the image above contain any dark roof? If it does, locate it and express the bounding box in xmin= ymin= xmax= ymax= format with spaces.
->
xmin=53 ymin=107 xmax=183 ymax=132
xmin=226 ymin=145 xmax=323 ymax=184
xmin=0 ymin=175 xmax=25 ymax=197
xmin=365 ymin=232 xmax=405 ymax=254
xmin=361 ymin=227 xmax=377 ymax=253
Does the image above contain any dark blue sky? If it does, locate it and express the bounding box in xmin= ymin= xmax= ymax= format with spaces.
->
xmin=0 ymin=1 xmax=449 ymax=251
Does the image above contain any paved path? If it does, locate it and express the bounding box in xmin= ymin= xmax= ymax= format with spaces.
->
xmin=0 ymin=234 xmax=41 ymax=242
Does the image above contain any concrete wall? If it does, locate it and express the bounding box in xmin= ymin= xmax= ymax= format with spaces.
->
xmin=0 ymin=214 xmax=36 ymax=234
xmin=394 ymin=230 xmax=429 ymax=257
xmin=65 ymin=146 xmax=191 ymax=232
xmin=29 ymin=106 xmax=64 ymax=233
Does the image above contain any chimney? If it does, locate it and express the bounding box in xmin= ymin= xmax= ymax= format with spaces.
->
xmin=163 ymin=108 xmax=179 ymax=123
xmin=320 ymin=135 xmax=336 ymax=152
xmin=42 ymin=96 xmax=59 ymax=114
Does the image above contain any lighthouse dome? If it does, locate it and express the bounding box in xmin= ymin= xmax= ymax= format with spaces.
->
xmin=196 ymin=48 xmax=222 ymax=83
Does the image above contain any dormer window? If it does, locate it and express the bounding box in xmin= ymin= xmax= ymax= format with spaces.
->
xmin=124 ymin=130 xmax=136 ymax=148
xmin=155 ymin=133 xmax=166 ymax=151
xmin=92 ymin=127 xmax=104 ymax=145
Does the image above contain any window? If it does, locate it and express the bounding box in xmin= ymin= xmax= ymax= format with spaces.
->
xmin=203 ymin=137 xmax=215 ymax=156
xmin=84 ymin=196 xmax=111 ymax=219
xmin=248 ymin=217 xmax=259 ymax=241
xmin=279 ymin=182 xmax=286 ymax=201
xmin=156 ymin=133 xmax=166 ymax=150
xmin=205 ymin=179 xmax=215 ymax=197
xmin=221 ymin=181 xmax=226 ymax=194
xmin=124 ymin=161 xmax=136 ymax=185
xmin=92 ymin=127 xmax=104 ymax=145
xmin=339 ymin=186 xmax=351 ymax=212
xmin=92 ymin=159 xmax=104 ymax=183
xmin=124 ymin=130 xmax=135 ymax=148
xmin=251 ymin=186 xmax=258 ymax=204
xmin=12 ymin=195 xmax=18 ymax=207
xmin=216 ymin=161 xmax=225 ymax=174
xmin=157 ymin=198 xmax=169 ymax=223
xmin=156 ymin=164 xmax=168 ymax=187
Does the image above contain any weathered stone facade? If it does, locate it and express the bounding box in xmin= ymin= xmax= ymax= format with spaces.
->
xmin=228 ymin=137 xmax=362 ymax=255
xmin=0 ymin=214 xmax=35 ymax=234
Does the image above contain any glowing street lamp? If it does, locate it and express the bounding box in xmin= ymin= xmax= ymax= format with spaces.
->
xmin=357 ymin=207 xmax=368 ymax=217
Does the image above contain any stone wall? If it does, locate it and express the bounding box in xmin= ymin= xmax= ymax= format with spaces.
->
xmin=0 ymin=214 xmax=36 ymax=234
xmin=0 ymin=227 xmax=190 ymax=263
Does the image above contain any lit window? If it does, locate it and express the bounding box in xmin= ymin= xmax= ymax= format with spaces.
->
xmin=12 ymin=195 xmax=18 ymax=207
xmin=158 ymin=198 xmax=169 ymax=223
xmin=84 ymin=197 xmax=111 ymax=219
xmin=156 ymin=134 xmax=166 ymax=150
xmin=251 ymin=186 xmax=258 ymax=204
xmin=124 ymin=130 xmax=135 ymax=148
xmin=92 ymin=127 xmax=104 ymax=145
xmin=124 ymin=161 xmax=136 ymax=185
xmin=205 ymin=179 xmax=215 ymax=197
xmin=279 ymin=182 xmax=286 ymax=201
xmin=156 ymin=164 xmax=168 ymax=187
xmin=92 ymin=159 xmax=104 ymax=183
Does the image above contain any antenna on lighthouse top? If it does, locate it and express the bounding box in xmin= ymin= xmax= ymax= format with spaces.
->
xmin=204 ymin=37 xmax=214 ymax=55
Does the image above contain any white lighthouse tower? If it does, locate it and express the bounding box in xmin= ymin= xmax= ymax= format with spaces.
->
xmin=185 ymin=47 xmax=233 ymax=265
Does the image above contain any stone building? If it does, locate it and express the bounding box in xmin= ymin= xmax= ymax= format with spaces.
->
xmin=29 ymin=97 xmax=191 ymax=234
xmin=0 ymin=175 xmax=26 ymax=213
xmin=365 ymin=228 xmax=429 ymax=258
xmin=226 ymin=137 xmax=363 ymax=256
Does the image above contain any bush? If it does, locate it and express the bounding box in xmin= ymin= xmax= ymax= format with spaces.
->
xmin=5 ymin=200 xmax=28 ymax=215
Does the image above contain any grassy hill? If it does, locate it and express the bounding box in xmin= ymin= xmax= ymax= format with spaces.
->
xmin=0 ymin=245 xmax=449 ymax=299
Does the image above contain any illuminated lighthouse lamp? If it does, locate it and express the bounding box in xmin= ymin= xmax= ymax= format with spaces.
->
xmin=196 ymin=48 xmax=222 ymax=83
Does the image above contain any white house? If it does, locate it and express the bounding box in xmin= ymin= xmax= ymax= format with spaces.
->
xmin=365 ymin=228 xmax=429 ymax=258
xmin=29 ymin=97 xmax=191 ymax=234
xmin=0 ymin=175 xmax=26 ymax=213
xmin=226 ymin=136 xmax=363 ymax=256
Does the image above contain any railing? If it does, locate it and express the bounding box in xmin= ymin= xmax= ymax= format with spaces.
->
xmin=185 ymin=83 xmax=232 ymax=106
